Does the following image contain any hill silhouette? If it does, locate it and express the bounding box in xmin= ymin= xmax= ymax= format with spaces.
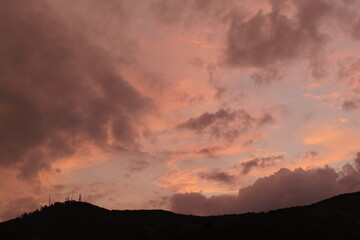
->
xmin=1 ymin=192 xmax=360 ymax=239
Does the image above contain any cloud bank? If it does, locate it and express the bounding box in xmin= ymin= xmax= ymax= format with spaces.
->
xmin=225 ymin=0 xmax=333 ymax=68
xmin=177 ymin=108 xmax=274 ymax=142
xmin=0 ymin=0 xmax=151 ymax=179
xmin=170 ymin=153 xmax=360 ymax=215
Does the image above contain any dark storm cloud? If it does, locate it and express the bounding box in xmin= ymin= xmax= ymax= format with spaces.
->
xmin=257 ymin=112 xmax=276 ymax=126
xmin=150 ymin=0 xmax=186 ymax=24
xmin=335 ymin=1 xmax=360 ymax=40
xmin=342 ymin=100 xmax=359 ymax=111
xmin=170 ymin=153 xmax=360 ymax=216
xmin=177 ymin=108 xmax=274 ymax=142
xmin=197 ymin=146 xmax=221 ymax=155
xmin=302 ymin=151 xmax=318 ymax=160
xmin=150 ymin=0 xmax=235 ymax=26
xmin=240 ymin=155 xmax=284 ymax=174
xmin=178 ymin=108 xmax=239 ymax=131
xmin=199 ymin=169 xmax=236 ymax=184
xmin=152 ymin=0 xmax=359 ymax=75
xmin=250 ymin=67 xmax=283 ymax=84
xmin=225 ymin=0 xmax=333 ymax=68
xmin=0 ymin=0 xmax=151 ymax=179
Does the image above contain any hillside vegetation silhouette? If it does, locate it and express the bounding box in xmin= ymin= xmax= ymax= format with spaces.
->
xmin=1 ymin=192 xmax=360 ymax=239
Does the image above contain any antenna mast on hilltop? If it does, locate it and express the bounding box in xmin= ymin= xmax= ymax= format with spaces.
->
xmin=48 ymin=195 xmax=51 ymax=206
xmin=78 ymin=194 xmax=82 ymax=202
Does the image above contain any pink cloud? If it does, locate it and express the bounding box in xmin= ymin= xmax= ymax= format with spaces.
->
xmin=170 ymin=153 xmax=360 ymax=215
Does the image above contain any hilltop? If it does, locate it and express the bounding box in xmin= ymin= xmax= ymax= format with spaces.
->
xmin=1 ymin=192 xmax=360 ymax=239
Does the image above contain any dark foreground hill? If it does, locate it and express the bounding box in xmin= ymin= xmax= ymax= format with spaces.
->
xmin=1 ymin=192 xmax=360 ymax=240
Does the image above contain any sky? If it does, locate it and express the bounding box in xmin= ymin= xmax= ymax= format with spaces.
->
xmin=1 ymin=0 xmax=360 ymax=221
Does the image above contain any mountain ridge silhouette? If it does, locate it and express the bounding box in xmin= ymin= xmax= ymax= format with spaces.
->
xmin=1 ymin=191 xmax=360 ymax=239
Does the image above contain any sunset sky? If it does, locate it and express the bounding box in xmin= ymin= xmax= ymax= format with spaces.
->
xmin=1 ymin=0 xmax=360 ymax=221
